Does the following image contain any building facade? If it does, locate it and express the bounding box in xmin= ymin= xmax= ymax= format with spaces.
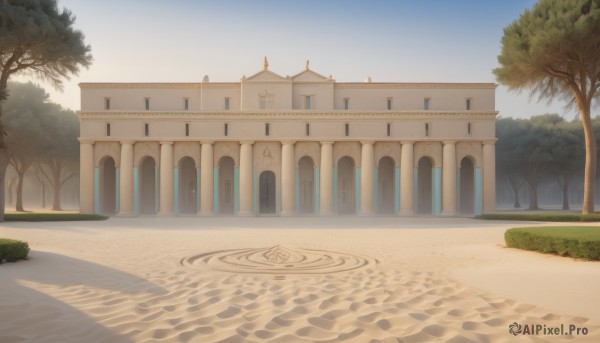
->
xmin=78 ymin=59 xmax=497 ymax=217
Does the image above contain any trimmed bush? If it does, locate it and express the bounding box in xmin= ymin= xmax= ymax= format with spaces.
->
xmin=0 ymin=239 xmax=29 ymax=262
xmin=505 ymin=227 xmax=600 ymax=260
xmin=477 ymin=213 xmax=600 ymax=222
xmin=5 ymin=213 xmax=108 ymax=222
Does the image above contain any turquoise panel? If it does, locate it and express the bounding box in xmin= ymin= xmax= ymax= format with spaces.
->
xmin=413 ymin=168 xmax=418 ymax=213
xmin=94 ymin=167 xmax=100 ymax=214
xmin=374 ymin=167 xmax=379 ymax=212
xmin=432 ymin=167 xmax=441 ymax=215
xmin=155 ymin=168 xmax=160 ymax=213
xmin=213 ymin=167 xmax=219 ymax=214
xmin=394 ymin=167 xmax=400 ymax=214
xmin=133 ymin=167 xmax=139 ymax=215
xmin=475 ymin=167 xmax=482 ymax=215
xmin=253 ymin=169 xmax=257 ymax=214
xmin=314 ymin=167 xmax=320 ymax=214
xmin=173 ymin=168 xmax=179 ymax=216
xmin=196 ymin=168 xmax=201 ymax=212
xmin=115 ymin=168 xmax=120 ymax=213
xmin=295 ymin=167 xmax=300 ymax=213
xmin=332 ymin=167 xmax=338 ymax=213
xmin=234 ymin=167 xmax=240 ymax=214
xmin=355 ymin=168 xmax=361 ymax=214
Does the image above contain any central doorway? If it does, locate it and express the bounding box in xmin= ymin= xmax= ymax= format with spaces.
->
xmin=259 ymin=171 xmax=276 ymax=214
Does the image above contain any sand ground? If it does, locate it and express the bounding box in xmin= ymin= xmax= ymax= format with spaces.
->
xmin=0 ymin=216 xmax=599 ymax=343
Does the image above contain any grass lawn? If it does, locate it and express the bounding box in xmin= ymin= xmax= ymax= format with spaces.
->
xmin=477 ymin=213 xmax=600 ymax=222
xmin=4 ymin=213 xmax=108 ymax=222
xmin=505 ymin=226 xmax=600 ymax=260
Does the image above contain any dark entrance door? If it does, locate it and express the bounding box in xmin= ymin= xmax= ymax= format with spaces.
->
xmin=259 ymin=171 xmax=276 ymax=214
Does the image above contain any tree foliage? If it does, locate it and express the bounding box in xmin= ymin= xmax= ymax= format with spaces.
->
xmin=494 ymin=0 xmax=600 ymax=213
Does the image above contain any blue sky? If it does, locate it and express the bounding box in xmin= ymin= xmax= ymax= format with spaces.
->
xmin=16 ymin=0 xmax=582 ymax=119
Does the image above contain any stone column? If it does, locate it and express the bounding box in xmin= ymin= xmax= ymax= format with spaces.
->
xmin=442 ymin=141 xmax=457 ymax=216
xmin=200 ymin=141 xmax=214 ymax=216
xmin=239 ymin=142 xmax=254 ymax=216
xmin=319 ymin=142 xmax=334 ymax=215
xmin=360 ymin=141 xmax=375 ymax=215
xmin=119 ymin=141 xmax=135 ymax=216
xmin=159 ymin=142 xmax=174 ymax=215
xmin=400 ymin=141 xmax=414 ymax=215
xmin=483 ymin=141 xmax=496 ymax=213
xmin=79 ymin=140 xmax=95 ymax=214
xmin=281 ymin=141 xmax=296 ymax=216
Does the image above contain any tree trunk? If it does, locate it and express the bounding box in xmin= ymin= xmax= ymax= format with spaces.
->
xmin=15 ymin=170 xmax=25 ymax=212
xmin=51 ymin=164 xmax=62 ymax=211
xmin=510 ymin=182 xmax=521 ymax=208
xmin=0 ymin=149 xmax=7 ymax=220
xmin=528 ymin=182 xmax=539 ymax=210
xmin=41 ymin=181 xmax=46 ymax=209
xmin=562 ymin=175 xmax=570 ymax=210
xmin=580 ymin=106 xmax=596 ymax=214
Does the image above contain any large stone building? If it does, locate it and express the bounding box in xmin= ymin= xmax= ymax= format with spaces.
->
xmin=78 ymin=59 xmax=496 ymax=217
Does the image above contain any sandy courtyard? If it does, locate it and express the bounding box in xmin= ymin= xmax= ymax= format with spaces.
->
xmin=0 ymin=217 xmax=599 ymax=342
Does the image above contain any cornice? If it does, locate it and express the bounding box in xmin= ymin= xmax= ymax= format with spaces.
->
xmin=79 ymin=83 xmax=203 ymax=89
xmin=83 ymin=137 xmax=495 ymax=143
xmin=78 ymin=110 xmax=498 ymax=120
xmin=334 ymin=83 xmax=497 ymax=90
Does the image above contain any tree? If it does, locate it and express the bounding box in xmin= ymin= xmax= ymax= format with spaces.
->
xmin=0 ymin=0 xmax=91 ymax=220
xmin=494 ymin=0 xmax=600 ymax=214
xmin=548 ymin=119 xmax=584 ymax=210
xmin=496 ymin=117 xmax=526 ymax=208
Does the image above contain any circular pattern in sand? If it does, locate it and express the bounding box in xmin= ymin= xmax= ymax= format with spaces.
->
xmin=181 ymin=245 xmax=377 ymax=275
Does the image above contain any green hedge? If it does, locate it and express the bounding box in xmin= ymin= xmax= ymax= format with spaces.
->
xmin=505 ymin=227 xmax=600 ymax=260
xmin=0 ymin=239 xmax=29 ymax=262
xmin=5 ymin=213 xmax=108 ymax=222
xmin=477 ymin=213 xmax=600 ymax=222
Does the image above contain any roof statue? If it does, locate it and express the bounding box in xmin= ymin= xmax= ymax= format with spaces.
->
xmin=305 ymin=60 xmax=310 ymax=71
xmin=263 ymin=56 xmax=269 ymax=70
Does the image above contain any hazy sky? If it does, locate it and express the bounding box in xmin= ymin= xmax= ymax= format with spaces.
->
xmin=15 ymin=0 xmax=584 ymax=119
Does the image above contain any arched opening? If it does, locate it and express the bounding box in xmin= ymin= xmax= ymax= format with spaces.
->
xmin=100 ymin=157 xmax=116 ymax=214
xmin=378 ymin=156 xmax=395 ymax=214
xmin=298 ymin=156 xmax=315 ymax=214
xmin=219 ymin=156 xmax=235 ymax=214
xmin=337 ymin=156 xmax=356 ymax=214
xmin=460 ymin=157 xmax=475 ymax=214
xmin=259 ymin=171 xmax=276 ymax=214
xmin=417 ymin=157 xmax=433 ymax=214
xmin=139 ymin=157 xmax=157 ymax=214
xmin=178 ymin=157 xmax=197 ymax=214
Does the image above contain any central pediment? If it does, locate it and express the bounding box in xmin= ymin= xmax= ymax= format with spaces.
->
xmin=243 ymin=69 xmax=291 ymax=83
xmin=291 ymin=69 xmax=331 ymax=83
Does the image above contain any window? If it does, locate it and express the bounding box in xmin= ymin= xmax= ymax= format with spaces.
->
xmin=305 ymin=95 xmax=312 ymax=110
xmin=104 ymin=98 xmax=111 ymax=110
xmin=466 ymin=98 xmax=471 ymax=111
xmin=144 ymin=98 xmax=150 ymax=110
xmin=185 ymin=123 xmax=190 ymax=137
xmin=468 ymin=122 xmax=472 ymax=135
xmin=224 ymin=97 xmax=230 ymax=110
xmin=345 ymin=123 xmax=349 ymax=137
xmin=387 ymin=123 xmax=391 ymax=137
xmin=424 ymin=98 xmax=430 ymax=110
xmin=387 ymin=98 xmax=392 ymax=110
xmin=224 ymin=123 xmax=228 ymax=136
xmin=184 ymin=98 xmax=189 ymax=111
xmin=144 ymin=123 xmax=149 ymax=137
xmin=259 ymin=95 xmax=273 ymax=109
xmin=106 ymin=123 xmax=111 ymax=136
xmin=425 ymin=123 xmax=429 ymax=137
xmin=265 ymin=123 xmax=270 ymax=136
xmin=306 ymin=123 xmax=310 ymax=136
xmin=343 ymin=98 xmax=349 ymax=110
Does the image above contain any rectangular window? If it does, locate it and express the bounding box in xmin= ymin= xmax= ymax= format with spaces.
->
xmin=185 ymin=123 xmax=190 ymax=137
xmin=466 ymin=98 xmax=471 ymax=111
xmin=145 ymin=98 xmax=150 ymax=110
xmin=305 ymin=95 xmax=312 ymax=110
xmin=468 ymin=122 xmax=472 ymax=135
xmin=343 ymin=98 xmax=349 ymax=110
xmin=259 ymin=95 xmax=273 ymax=109
xmin=345 ymin=123 xmax=349 ymax=137
xmin=265 ymin=123 xmax=270 ymax=136
xmin=425 ymin=123 xmax=429 ymax=137
xmin=104 ymin=98 xmax=111 ymax=110
xmin=224 ymin=97 xmax=230 ymax=110
xmin=306 ymin=123 xmax=310 ymax=136
xmin=424 ymin=98 xmax=430 ymax=110
xmin=184 ymin=98 xmax=189 ymax=111
xmin=106 ymin=123 xmax=111 ymax=136
xmin=387 ymin=123 xmax=391 ymax=137
xmin=387 ymin=98 xmax=392 ymax=110
xmin=224 ymin=123 xmax=228 ymax=136
xmin=144 ymin=123 xmax=149 ymax=137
